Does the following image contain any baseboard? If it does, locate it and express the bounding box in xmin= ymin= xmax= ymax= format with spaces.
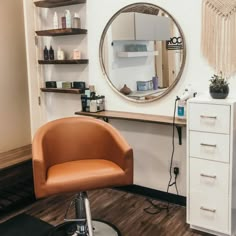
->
xmin=0 ymin=144 xmax=32 ymax=170
xmin=115 ymin=185 xmax=186 ymax=206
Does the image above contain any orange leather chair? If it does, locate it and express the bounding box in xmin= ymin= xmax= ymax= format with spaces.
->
xmin=32 ymin=116 xmax=133 ymax=236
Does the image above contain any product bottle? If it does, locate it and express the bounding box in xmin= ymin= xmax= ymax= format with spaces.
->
xmin=53 ymin=12 xmax=59 ymax=29
xmin=152 ymin=76 xmax=158 ymax=90
xmin=43 ymin=46 xmax=49 ymax=60
xmin=65 ymin=10 xmax=72 ymax=28
xmin=73 ymin=49 xmax=81 ymax=59
xmin=89 ymin=94 xmax=97 ymax=113
xmin=81 ymin=95 xmax=88 ymax=112
xmin=49 ymin=46 xmax=54 ymax=60
xmin=72 ymin=13 xmax=81 ymax=28
xmin=177 ymin=100 xmax=186 ymax=119
xmin=57 ymin=47 xmax=65 ymax=60
xmin=61 ymin=15 xmax=66 ymax=29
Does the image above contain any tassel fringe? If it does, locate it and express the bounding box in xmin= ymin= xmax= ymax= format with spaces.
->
xmin=201 ymin=0 xmax=236 ymax=76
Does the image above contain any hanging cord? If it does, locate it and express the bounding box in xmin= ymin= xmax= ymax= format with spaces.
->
xmin=144 ymin=97 xmax=179 ymax=215
xmin=167 ymin=97 xmax=179 ymax=193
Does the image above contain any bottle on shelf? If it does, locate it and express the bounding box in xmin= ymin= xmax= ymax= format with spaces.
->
xmin=53 ymin=12 xmax=59 ymax=29
xmin=65 ymin=10 xmax=72 ymax=28
xmin=61 ymin=15 xmax=66 ymax=29
xmin=72 ymin=13 xmax=81 ymax=28
xmin=43 ymin=46 xmax=49 ymax=60
xmin=73 ymin=49 xmax=81 ymax=59
xmin=57 ymin=47 xmax=65 ymax=60
xmin=152 ymin=76 xmax=158 ymax=90
xmin=49 ymin=46 xmax=54 ymax=60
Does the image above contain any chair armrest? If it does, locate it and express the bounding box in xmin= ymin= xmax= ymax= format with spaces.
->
xmin=105 ymin=123 xmax=133 ymax=172
xmin=32 ymin=133 xmax=47 ymax=197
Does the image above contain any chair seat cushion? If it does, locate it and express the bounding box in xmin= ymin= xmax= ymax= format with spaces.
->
xmin=45 ymin=159 xmax=126 ymax=196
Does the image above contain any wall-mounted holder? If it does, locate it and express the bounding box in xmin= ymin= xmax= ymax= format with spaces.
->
xmin=81 ymin=95 xmax=105 ymax=113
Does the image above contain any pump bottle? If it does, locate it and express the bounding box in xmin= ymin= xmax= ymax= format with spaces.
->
xmin=43 ymin=46 xmax=49 ymax=60
xmin=53 ymin=12 xmax=59 ymax=29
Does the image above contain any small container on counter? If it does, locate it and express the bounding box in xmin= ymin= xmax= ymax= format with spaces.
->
xmin=65 ymin=10 xmax=72 ymax=28
xmin=152 ymin=76 xmax=158 ymax=90
xmin=45 ymin=81 xmax=57 ymax=88
xmin=73 ymin=81 xmax=86 ymax=93
xmin=89 ymin=99 xmax=97 ymax=112
xmin=62 ymin=82 xmax=72 ymax=89
xmin=57 ymin=48 xmax=65 ymax=60
xmin=53 ymin=12 xmax=59 ymax=29
xmin=61 ymin=16 xmax=66 ymax=29
xmin=49 ymin=46 xmax=54 ymax=60
xmin=73 ymin=49 xmax=81 ymax=60
xmin=43 ymin=46 xmax=49 ymax=60
xmin=56 ymin=81 xmax=65 ymax=89
xmin=72 ymin=13 xmax=81 ymax=28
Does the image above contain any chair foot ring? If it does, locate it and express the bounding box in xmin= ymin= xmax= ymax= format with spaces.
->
xmin=48 ymin=219 xmax=121 ymax=236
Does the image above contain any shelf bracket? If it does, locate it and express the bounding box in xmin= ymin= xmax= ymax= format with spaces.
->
xmin=94 ymin=116 xmax=109 ymax=123
xmin=38 ymin=96 xmax=41 ymax=106
xmin=175 ymin=125 xmax=182 ymax=145
xmin=102 ymin=117 xmax=109 ymax=123
xmin=35 ymin=36 xmax=38 ymax=46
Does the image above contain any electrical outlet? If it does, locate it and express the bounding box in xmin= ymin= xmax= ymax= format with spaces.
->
xmin=174 ymin=167 xmax=180 ymax=175
xmin=168 ymin=160 xmax=180 ymax=174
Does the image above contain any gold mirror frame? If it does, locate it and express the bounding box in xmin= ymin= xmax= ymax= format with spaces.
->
xmin=99 ymin=2 xmax=186 ymax=103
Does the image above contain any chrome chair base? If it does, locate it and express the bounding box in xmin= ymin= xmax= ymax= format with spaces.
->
xmin=48 ymin=192 xmax=121 ymax=236
xmin=48 ymin=220 xmax=121 ymax=236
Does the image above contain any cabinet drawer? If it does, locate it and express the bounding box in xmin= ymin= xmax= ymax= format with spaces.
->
xmin=189 ymin=131 xmax=230 ymax=163
xmin=189 ymin=192 xmax=229 ymax=234
xmin=189 ymin=158 xmax=229 ymax=195
xmin=188 ymin=103 xmax=230 ymax=134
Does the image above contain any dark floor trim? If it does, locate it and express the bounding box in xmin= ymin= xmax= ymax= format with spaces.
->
xmin=115 ymin=185 xmax=186 ymax=206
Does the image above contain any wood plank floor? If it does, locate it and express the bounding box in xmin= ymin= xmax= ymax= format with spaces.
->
xmin=0 ymin=145 xmax=32 ymax=170
xmin=0 ymin=188 xmax=212 ymax=236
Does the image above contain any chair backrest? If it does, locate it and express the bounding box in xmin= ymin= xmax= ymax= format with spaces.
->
xmin=33 ymin=116 xmax=127 ymax=169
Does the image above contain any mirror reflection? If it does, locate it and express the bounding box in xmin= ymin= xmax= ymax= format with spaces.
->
xmin=99 ymin=3 xmax=186 ymax=102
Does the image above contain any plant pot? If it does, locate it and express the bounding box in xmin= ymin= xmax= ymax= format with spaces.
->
xmin=209 ymin=84 xmax=229 ymax=99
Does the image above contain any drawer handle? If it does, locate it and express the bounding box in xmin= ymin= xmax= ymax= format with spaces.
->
xmin=200 ymin=173 xmax=217 ymax=179
xmin=200 ymin=206 xmax=216 ymax=213
xmin=200 ymin=115 xmax=217 ymax=119
xmin=200 ymin=143 xmax=217 ymax=148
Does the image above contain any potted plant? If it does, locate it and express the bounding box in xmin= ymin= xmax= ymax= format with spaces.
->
xmin=209 ymin=73 xmax=229 ymax=99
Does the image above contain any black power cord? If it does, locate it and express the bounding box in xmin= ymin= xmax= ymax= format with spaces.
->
xmin=167 ymin=97 xmax=179 ymax=194
xmin=144 ymin=97 xmax=180 ymax=215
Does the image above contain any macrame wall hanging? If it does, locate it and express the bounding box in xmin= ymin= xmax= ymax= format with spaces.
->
xmin=201 ymin=0 xmax=236 ymax=77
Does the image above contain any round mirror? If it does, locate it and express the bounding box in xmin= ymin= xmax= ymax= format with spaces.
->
xmin=99 ymin=3 xmax=186 ymax=103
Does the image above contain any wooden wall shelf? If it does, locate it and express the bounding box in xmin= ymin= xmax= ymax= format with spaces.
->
xmin=38 ymin=59 xmax=89 ymax=65
xmin=41 ymin=88 xmax=82 ymax=94
xmin=36 ymin=28 xmax=87 ymax=36
xmin=75 ymin=110 xmax=186 ymax=145
xmin=75 ymin=110 xmax=186 ymax=126
xmin=34 ymin=0 xmax=86 ymax=8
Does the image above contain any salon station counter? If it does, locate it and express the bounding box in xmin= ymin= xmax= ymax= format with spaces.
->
xmin=75 ymin=110 xmax=186 ymax=144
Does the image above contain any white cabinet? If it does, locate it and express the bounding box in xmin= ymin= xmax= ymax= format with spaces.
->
xmin=187 ymin=96 xmax=236 ymax=236
xmin=111 ymin=12 xmax=171 ymax=41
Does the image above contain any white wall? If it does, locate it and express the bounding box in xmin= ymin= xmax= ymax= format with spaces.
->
xmin=87 ymin=0 xmax=236 ymax=196
xmin=0 ymin=0 xmax=31 ymax=153
xmin=87 ymin=0 xmax=208 ymax=196
xmin=24 ymin=0 xmax=236 ymax=196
